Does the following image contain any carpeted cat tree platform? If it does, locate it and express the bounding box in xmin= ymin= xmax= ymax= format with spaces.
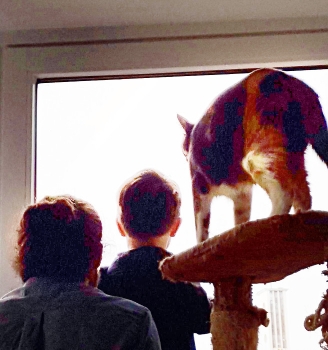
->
xmin=159 ymin=210 xmax=328 ymax=350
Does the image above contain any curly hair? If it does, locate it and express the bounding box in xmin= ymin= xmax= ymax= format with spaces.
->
xmin=118 ymin=170 xmax=181 ymax=240
xmin=13 ymin=195 xmax=103 ymax=283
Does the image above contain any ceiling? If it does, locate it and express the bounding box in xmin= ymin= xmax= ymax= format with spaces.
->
xmin=1 ymin=0 xmax=328 ymax=32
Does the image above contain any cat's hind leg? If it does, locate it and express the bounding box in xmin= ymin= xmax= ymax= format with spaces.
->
xmin=242 ymin=150 xmax=293 ymax=216
xmin=265 ymin=180 xmax=293 ymax=216
xmin=291 ymin=166 xmax=311 ymax=213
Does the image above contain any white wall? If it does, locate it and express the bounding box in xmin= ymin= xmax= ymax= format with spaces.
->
xmin=0 ymin=17 xmax=328 ymax=296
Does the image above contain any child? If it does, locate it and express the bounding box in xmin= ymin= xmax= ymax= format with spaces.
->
xmin=98 ymin=170 xmax=211 ymax=350
xmin=0 ymin=195 xmax=161 ymax=350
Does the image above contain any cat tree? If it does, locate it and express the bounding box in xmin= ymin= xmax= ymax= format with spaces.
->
xmin=159 ymin=210 xmax=328 ymax=350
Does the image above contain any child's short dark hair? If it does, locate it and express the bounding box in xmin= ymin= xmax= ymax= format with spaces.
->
xmin=118 ymin=170 xmax=181 ymax=240
xmin=13 ymin=195 xmax=103 ymax=282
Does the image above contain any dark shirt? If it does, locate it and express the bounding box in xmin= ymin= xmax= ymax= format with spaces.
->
xmin=98 ymin=246 xmax=211 ymax=350
xmin=0 ymin=277 xmax=161 ymax=350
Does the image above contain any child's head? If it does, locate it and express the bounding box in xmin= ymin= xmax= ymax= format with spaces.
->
xmin=117 ymin=170 xmax=181 ymax=243
xmin=14 ymin=195 xmax=103 ymax=286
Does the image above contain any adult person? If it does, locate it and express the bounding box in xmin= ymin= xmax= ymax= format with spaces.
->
xmin=0 ymin=195 xmax=161 ymax=350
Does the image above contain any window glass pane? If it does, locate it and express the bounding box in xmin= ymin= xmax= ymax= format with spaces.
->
xmin=36 ymin=69 xmax=328 ymax=350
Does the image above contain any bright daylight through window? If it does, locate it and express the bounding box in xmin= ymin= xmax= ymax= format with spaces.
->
xmin=36 ymin=68 xmax=328 ymax=350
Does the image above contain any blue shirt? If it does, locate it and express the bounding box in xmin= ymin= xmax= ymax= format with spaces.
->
xmin=0 ymin=277 xmax=161 ymax=350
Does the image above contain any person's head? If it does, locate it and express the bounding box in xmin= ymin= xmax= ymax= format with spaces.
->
xmin=117 ymin=170 xmax=181 ymax=249
xmin=13 ymin=195 xmax=103 ymax=286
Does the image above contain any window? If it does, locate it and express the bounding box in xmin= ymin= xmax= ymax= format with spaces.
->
xmin=36 ymin=68 xmax=328 ymax=349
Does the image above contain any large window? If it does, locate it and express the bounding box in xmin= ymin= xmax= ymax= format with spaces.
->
xmin=36 ymin=68 xmax=328 ymax=350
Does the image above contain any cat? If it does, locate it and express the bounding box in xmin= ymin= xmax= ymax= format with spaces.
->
xmin=178 ymin=68 xmax=328 ymax=243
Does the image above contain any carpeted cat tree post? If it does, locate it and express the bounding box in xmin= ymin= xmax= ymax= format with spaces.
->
xmin=159 ymin=211 xmax=328 ymax=350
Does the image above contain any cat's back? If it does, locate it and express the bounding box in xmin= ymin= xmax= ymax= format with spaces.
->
xmin=192 ymin=68 xmax=282 ymax=139
xmin=242 ymin=68 xmax=325 ymax=152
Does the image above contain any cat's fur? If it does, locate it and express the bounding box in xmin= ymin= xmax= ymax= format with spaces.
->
xmin=178 ymin=68 xmax=328 ymax=243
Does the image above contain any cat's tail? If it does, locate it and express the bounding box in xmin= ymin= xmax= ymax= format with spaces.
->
xmin=312 ymin=127 xmax=328 ymax=166
xmin=301 ymin=87 xmax=328 ymax=167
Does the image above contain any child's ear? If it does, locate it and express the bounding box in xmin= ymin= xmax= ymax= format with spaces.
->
xmin=169 ymin=217 xmax=181 ymax=237
xmin=116 ymin=220 xmax=126 ymax=237
xmin=86 ymin=257 xmax=102 ymax=287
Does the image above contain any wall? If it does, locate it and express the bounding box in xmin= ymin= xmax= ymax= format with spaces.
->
xmin=0 ymin=17 xmax=328 ymax=296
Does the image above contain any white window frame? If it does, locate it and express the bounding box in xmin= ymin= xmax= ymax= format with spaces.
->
xmin=1 ymin=20 xmax=328 ymax=295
